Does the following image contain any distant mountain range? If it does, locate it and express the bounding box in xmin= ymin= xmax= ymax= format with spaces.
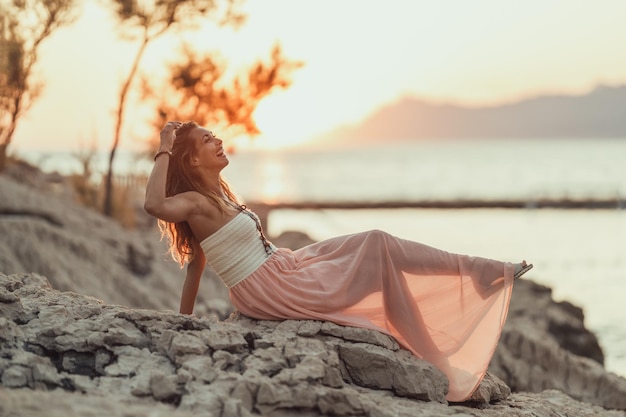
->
xmin=317 ymin=85 xmax=626 ymax=145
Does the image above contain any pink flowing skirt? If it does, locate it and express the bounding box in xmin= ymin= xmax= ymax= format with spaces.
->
xmin=229 ymin=229 xmax=514 ymax=401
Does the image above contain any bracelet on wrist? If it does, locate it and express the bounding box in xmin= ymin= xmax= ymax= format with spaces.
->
xmin=154 ymin=150 xmax=172 ymax=161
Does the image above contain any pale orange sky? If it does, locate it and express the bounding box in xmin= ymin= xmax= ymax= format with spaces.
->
xmin=11 ymin=0 xmax=626 ymax=152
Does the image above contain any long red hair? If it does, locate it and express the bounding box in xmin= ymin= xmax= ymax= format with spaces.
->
xmin=158 ymin=121 xmax=239 ymax=266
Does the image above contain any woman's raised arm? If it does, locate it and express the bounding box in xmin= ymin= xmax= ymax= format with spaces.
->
xmin=144 ymin=121 xmax=195 ymax=223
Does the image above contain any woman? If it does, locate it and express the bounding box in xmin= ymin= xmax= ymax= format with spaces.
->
xmin=145 ymin=120 xmax=533 ymax=402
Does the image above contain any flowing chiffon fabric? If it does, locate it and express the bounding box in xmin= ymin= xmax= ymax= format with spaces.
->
xmin=228 ymin=229 xmax=514 ymax=402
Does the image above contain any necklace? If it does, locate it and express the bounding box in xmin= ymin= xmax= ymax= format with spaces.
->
xmin=223 ymin=199 xmax=274 ymax=256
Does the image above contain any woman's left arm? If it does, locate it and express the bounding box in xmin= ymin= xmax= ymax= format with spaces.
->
xmin=179 ymin=239 xmax=206 ymax=315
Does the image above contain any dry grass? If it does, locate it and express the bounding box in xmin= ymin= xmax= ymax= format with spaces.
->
xmin=68 ymin=172 xmax=147 ymax=229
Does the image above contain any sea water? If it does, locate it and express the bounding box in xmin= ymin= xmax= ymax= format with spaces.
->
xmin=15 ymin=138 xmax=626 ymax=377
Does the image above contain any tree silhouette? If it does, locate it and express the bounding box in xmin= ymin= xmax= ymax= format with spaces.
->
xmin=141 ymin=43 xmax=303 ymax=144
xmin=0 ymin=0 xmax=78 ymax=171
xmin=101 ymin=0 xmax=245 ymax=216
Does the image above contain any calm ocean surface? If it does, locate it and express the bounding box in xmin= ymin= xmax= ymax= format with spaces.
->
xmin=17 ymin=138 xmax=626 ymax=377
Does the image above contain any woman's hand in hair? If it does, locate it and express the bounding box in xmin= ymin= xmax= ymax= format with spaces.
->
xmin=159 ymin=121 xmax=182 ymax=151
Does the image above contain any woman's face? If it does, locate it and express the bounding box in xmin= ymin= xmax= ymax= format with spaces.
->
xmin=189 ymin=127 xmax=228 ymax=170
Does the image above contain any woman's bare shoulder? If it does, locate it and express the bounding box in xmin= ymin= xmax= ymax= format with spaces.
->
xmin=187 ymin=197 xmax=237 ymax=242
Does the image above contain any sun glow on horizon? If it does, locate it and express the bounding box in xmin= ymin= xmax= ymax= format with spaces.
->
xmin=230 ymin=94 xmax=327 ymax=151
xmin=230 ymin=134 xmax=310 ymax=151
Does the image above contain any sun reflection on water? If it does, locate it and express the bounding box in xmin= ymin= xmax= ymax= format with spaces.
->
xmin=258 ymin=159 xmax=286 ymax=204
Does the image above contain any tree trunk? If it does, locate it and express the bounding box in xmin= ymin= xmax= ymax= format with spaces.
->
xmin=102 ymin=36 xmax=149 ymax=217
xmin=103 ymin=146 xmax=117 ymax=216
xmin=0 ymin=143 xmax=7 ymax=173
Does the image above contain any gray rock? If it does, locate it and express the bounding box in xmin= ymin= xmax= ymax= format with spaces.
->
xmin=2 ymin=273 xmax=626 ymax=417
xmin=338 ymin=342 xmax=448 ymax=402
xmin=490 ymin=279 xmax=626 ymax=409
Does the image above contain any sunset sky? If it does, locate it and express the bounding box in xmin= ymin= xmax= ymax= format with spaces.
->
xmin=11 ymin=0 xmax=626 ymax=152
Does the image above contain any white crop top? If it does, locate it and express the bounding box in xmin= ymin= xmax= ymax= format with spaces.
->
xmin=200 ymin=212 xmax=276 ymax=288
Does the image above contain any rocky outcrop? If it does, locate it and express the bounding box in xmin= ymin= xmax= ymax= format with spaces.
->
xmin=491 ymin=279 xmax=626 ymax=410
xmin=2 ymin=272 xmax=626 ymax=417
